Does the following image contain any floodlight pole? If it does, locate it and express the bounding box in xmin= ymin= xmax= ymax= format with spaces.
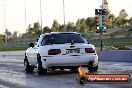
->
xmin=3 ymin=0 xmax=7 ymax=44
xmin=63 ymin=0 xmax=66 ymax=32
xmin=40 ymin=0 xmax=43 ymax=33
xmin=24 ymin=0 xmax=27 ymax=33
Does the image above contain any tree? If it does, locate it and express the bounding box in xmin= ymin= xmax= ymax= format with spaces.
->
xmin=26 ymin=24 xmax=33 ymax=35
xmin=86 ymin=17 xmax=96 ymax=31
xmin=119 ymin=9 xmax=128 ymax=19
xmin=43 ymin=26 xmax=51 ymax=33
xmin=114 ymin=17 xmax=122 ymax=27
xmin=76 ymin=18 xmax=87 ymax=32
xmin=12 ymin=31 xmax=18 ymax=38
xmin=33 ymin=22 xmax=41 ymax=35
xmin=51 ymin=20 xmax=60 ymax=32
xmin=109 ymin=14 xmax=115 ymax=27
xmin=109 ymin=14 xmax=115 ymax=21
xmin=116 ymin=9 xmax=128 ymax=27
xmin=66 ymin=22 xmax=75 ymax=32
xmin=5 ymin=29 xmax=12 ymax=36
xmin=0 ymin=34 xmax=4 ymax=45
xmin=26 ymin=22 xmax=41 ymax=35
xmin=128 ymin=17 xmax=132 ymax=25
xmin=5 ymin=29 xmax=12 ymax=40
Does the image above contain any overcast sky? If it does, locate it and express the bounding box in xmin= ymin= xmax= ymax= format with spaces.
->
xmin=0 ymin=0 xmax=132 ymax=34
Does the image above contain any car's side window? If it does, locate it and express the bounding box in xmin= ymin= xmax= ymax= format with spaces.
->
xmin=41 ymin=36 xmax=47 ymax=46
xmin=41 ymin=35 xmax=52 ymax=46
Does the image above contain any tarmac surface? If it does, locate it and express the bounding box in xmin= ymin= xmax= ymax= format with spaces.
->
xmin=0 ymin=54 xmax=132 ymax=88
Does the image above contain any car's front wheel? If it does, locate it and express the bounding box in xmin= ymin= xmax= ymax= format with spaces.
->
xmin=37 ymin=67 xmax=47 ymax=74
xmin=87 ymin=60 xmax=98 ymax=72
xmin=24 ymin=56 xmax=34 ymax=73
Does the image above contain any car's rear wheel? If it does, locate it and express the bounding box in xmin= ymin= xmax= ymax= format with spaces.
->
xmin=88 ymin=65 xmax=98 ymax=72
xmin=87 ymin=61 xmax=98 ymax=71
xmin=24 ymin=56 xmax=34 ymax=73
xmin=37 ymin=54 xmax=47 ymax=74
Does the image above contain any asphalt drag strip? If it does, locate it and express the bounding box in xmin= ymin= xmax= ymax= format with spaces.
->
xmin=0 ymin=56 xmax=132 ymax=88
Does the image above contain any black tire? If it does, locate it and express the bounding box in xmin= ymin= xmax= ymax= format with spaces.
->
xmin=24 ymin=56 xmax=34 ymax=73
xmin=37 ymin=54 xmax=47 ymax=74
xmin=37 ymin=67 xmax=47 ymax=74
xmin=88 ymin=65 xmax=98 ymax=72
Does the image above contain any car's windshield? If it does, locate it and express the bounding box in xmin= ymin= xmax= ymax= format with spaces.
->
xmin=42 ymin=33 xmax=87 ymax=45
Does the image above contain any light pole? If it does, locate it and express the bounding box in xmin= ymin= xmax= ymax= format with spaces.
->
xmin=63 ymin=0 xmax=66 ymax=32
xmin=3 ymin=0 xmax=7 ymax=44
xmin=24 ymin=0 xmax=27 ymax=34
xmin=40 ymin=0 xmax=43 ymax=33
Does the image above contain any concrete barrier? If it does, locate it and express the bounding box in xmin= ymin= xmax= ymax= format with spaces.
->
xmin=97 ymin=50 xmax=132 ymax=62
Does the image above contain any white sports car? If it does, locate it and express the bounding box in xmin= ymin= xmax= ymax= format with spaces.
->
xmin=24 ymin=32 xmax=98 ymax=74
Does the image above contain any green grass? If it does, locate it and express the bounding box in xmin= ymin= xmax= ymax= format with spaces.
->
xmin=0 ymin=47 xmax=27 ymax=51
xmin=84 ymin=28 xmax=132 ymax=38
xmin=109 ymin=28 xmax=132 ymax=36
xmin=112 ymin=31 xmax=132 ymax=35
xmin=88 ymin=37 xmax=132 ymax=47
xmin=0 ymin=36 xmax=132 ymax=51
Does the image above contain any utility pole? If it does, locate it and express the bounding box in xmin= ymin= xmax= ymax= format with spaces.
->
xmin=24 ymin=0 xmax=27 ymax=33
xmin=40 ymin=0 xmax=43 ymax=33
xmin=63 ymin=0 xmax=66 ymax=32
xmin=3 ymin=0 xmax=7 ymax=44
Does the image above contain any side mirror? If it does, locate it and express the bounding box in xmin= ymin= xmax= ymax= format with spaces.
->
xmin=29 ymin=43 xmax=34 ymax=48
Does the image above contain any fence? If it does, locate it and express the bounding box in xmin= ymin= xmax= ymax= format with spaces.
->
xmin=0 ymin=35 xmax=132 ymax=50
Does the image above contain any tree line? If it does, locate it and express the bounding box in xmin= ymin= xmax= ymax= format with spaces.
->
xmin=24 ymin=9 xmax=132 ymax=35
xmin=0 ymin=9 xmax=132 ymax=45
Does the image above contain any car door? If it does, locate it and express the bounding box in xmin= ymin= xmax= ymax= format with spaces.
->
xmin=26 ymin=47 xmax=35 ymax=65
